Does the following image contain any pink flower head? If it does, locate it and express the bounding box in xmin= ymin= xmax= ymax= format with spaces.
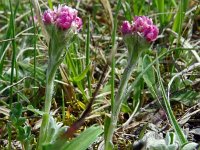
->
xmin=121 ymin=16 xmax=159 ymax=42
xmin=121 ymin=21 xmax=132 ymax=35
xmin=72 ymin=17 xmax=82 ymax=30
xmin=56 ymin=13 xmax=74 ymax=30
xmin=143 ymin=25 xmax=159 ymax=42
xmin=55 ymin=5 xmax=79 ymax=30
xmin=42 ymin=5 xmax=82 ymax=31
xmin=133 ymin=16 xmax=153 ymax=32
xmin=42 ymin=9 xmax=55 ymax=24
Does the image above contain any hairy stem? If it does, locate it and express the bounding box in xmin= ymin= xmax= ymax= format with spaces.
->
xmin=105 ymin=50 xmax=139 ymax=148
xmin=37 ymin=43 xmax=62 ymax=149
xmin=44 ymin=61 xmax=57 ymax=113
xmin=104 ymin=63 xmax=134 ymax=149
xmin=104 ymin=38 xmax=144 ymax=149
xmin=37 ymin=114 xmax=50 ymax=150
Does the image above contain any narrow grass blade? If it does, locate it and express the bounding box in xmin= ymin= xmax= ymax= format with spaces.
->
xmin=110 ymin=0 xmax=121 ymax=109
xmin=65 ymin=47 xmax=88 ymax=101
xmin=62 ymin=90 xmax=65 ymax=123
xmin=123 ymin=48 xmax=186 ymax=103
xmin=0 ymin=1 xmax=19 ymax=76
xmin=48 ymin=0 xmax=53 ymax=9
xmin=172 ymin=0 xmax=189 ymax=39
xmin=86 ymin=16 xmax=92 ymax=96
xmin=155 ymin=54 xmax=188 ymax=145
xmin=104 ymin=1 xmax=120 ymax=149
xmin=121 ymin=2 xmax=132 ymax=21
xmin=154 ymin=0 xmax=165 ymax=27
xmin=9 ymin=0 xmax=19 ymax=106
xmin=30 ymin=0 xmax=38 ymax=106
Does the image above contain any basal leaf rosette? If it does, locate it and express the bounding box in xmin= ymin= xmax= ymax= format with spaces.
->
xmin=121 ymin=16 xmax=159 ymax=66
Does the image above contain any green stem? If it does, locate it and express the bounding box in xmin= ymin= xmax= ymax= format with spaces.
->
xmin=105 ymin=47 xmax=141 ymax=149
xmin=105 ymin=63 xmax=134 ymax=149
xmin=114 ymin=63 xmax=134 ymax=112
xmin=105 ymin=35 xmax=146 ymax=149
xmin=44 ymin=63 xmax=57 ymax=113
xmin=44 ymin=40 xmax=64 ymax=113
xmin=37 ymin=65 xmax=56 ymax=150
xmin=37 ymin=114 xmax=50 ymax=150
xmin=37 ymin=44 xmax=63 ymax=150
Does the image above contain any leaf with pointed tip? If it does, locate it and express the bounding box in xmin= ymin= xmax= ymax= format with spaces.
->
xmin=43 ymin=125 xmax=103 ymax=150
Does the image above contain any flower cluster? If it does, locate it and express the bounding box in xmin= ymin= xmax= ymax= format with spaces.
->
xmin=42 ymin=5 xmax=82 ymax=31
xmin=121 ymin=16 xmax=159 ymax=42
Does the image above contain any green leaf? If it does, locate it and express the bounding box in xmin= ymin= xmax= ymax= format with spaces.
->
xmin=43 ymin=125 xmax=103 ymax=150
xmin=18 ymin=62 xmax=45 ymax=82
xmin=0 ymin=0 xmax=19 ymax=75
xmin=104 ymin=116 xmax=111 ymax=142
xmin=181 ymin=142 xmax=198 ymax=150
xmin=138 ymin=124 xmax=147 ymax=139
xmin=104 ymin=117 xmax=113 ymax=150
xmin=132 ymin=58 xmax=143 ymax=112
xmin=45 ymin=115 xmax=68 ymax=144
xmin=17 ymin=126 xmax=26 ymax=141
xmin=143 ymin=55 xmax=155 ymax=86
xmin=121 ymin=103 xmax=132 ymax=113
xmin=142 ymin=54 xmax=156 ymax=98
xmin=10 ymin=103 xmax=26 ymax=126
xmin=63 ymin=125 xmax=103 ymax=150
xmin=155 ymin=57 xmax=188 ymax=145
xmin=171 ymin=90 xmax=200 ymax=106
xmin=154 ymin=0 xmax=165 ymax=26
xmin=27 ymin=105 xmax=44 ymax=116
xmin=121 ymin=2 xmax=132 ymax=21
xmin=166 ymin=132 xmax=175 ymax=145
xmin=47 ymin=0 xmax=52 ymax=9
xmin=172 ymin=0 xmax=189 ymax=35
xmin=16 ymin=117 xmax=26 ymax=126
xmin=10 ymin=103 xmax=23 ymax=118
xmin=70 ymin=63 xmax=91 ymax=82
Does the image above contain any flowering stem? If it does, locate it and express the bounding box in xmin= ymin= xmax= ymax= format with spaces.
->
xmin=36 ymin=4 xmax=82 ymax=149
xmin=37 ymin=113 xmax=50 ymax=150
xmin=105 ymin=64 xmax=134 ymax=149
xmin=38 ymin=42 xmax=64 ymax=150
xmin=105 ymin=46 xmax=142 ymax=149
xmin=105 ymin=16 xmax=159 ymax=149
xmin=44 ymin=60 xmax=57 ymax=113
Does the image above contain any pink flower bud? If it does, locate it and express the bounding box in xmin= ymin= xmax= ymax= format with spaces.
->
xmin=143 ymin=25 xmax=159 ymax=42
xmin=122 ymin=16 xmax=159 ymax=42
xmin=42 ymin=10 xmax=55 ymax=24
xmin=133 ymin=16 xmax=153 ymax=32
xmin=121 ymin=21 xmax=132 ymax=35
xmin=73 ymin=17 xmax=82 ymax=30
xmin=42 ymin=5 xmax=82 ymax=31
xmin=55 ymin=5 xmax=78 ymax=30
xmin=56 ymin=13 xmax=74 ymax=30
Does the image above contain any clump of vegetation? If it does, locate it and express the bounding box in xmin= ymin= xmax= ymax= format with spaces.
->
xmin=0 ymin=0 xmax=200 ymax=150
